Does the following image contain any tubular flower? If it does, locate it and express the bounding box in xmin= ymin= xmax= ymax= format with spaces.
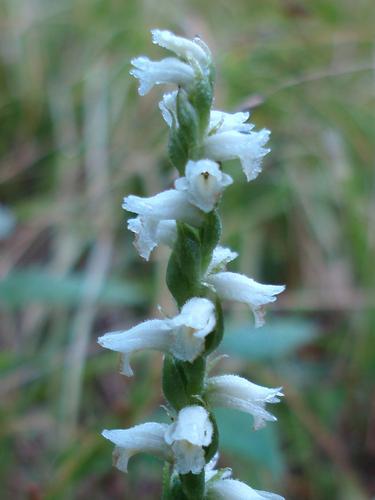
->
xmin=102 ymin=423 xmax=172 ymax=472
xmin=206 ymin=266 xmax=284 ymax=327
xmin=130 ymin=56 xmax=195 ymax=96
xmin=98 ymin=297 xmax=216 ymax=376
xmin=204 ymin=128 xmax=270 ymax=182
xmin=175 ymin=159 xmax=233 ymax=212
xmin=164 ymin=405 xmax=213 ymax=474
xmin=123 ymin=189 xmax=201 ymax=260
xmin=206 ymin=478 xmax=285 ymax=500
xmin=151 ymin=29 xmax=211 ymax=68
xmin=205 ymin=375 xmax=283 ymax=430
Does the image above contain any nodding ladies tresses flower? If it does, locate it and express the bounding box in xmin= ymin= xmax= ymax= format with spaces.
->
xmin=205 ymin=375 xmax=283 ymax=431
xmin=98 ymin=297 xmax=216 ymax=376
xmin=130 ymin=56 xmax=195 ymax=96
xmin=206 ymin=269 xmax=285 ymax=328
xmin=151 ymin=29 xmax=211 ymax=68
xmin=102 ymin=423 xmax=172 ymax=472
xmin=204 ymin=128 xmax=270 ymax=182
xmin=164 ymin=405 xmax=213 ymax=474
xmin=123 ymin=189 xmax=201 ymax=260
xmin=175 ymin=159 xmax=233 ymax=212
xmin=206 ymin=478 xmax=285 ymax=500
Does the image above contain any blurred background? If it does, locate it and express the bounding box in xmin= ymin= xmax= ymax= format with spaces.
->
xmin=1 ymin=0 xmax=374 ymax=498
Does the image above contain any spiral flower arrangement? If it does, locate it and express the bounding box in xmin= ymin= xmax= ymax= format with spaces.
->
xmin=99 ymin=29 xmax=285 ymax=500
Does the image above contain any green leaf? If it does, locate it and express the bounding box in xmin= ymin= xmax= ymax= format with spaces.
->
xmin=162 ymin=355 xmax=190 ymax=411
xmin=0 ymin=268 xmax=147 ymax=308
xmin=199 ymin=210 xmax=221 ymax=273
xmin=220 ymin=318 xmax=316 ymax=361
xmin=166 ymin=222 xmax=203 ymax=308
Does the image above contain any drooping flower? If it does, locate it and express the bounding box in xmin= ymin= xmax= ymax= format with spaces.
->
xmin=98 ymin=297 xmax=216 ymax=376
xmin=206 ymin=477 xmax=285 ymax=500
xmin=205 ymin=375 xmax=283 ymax=430
xmin=204 ymin=128 xmax=270 ymax=182
xmin=130 ymin=56 xmax=195 ymax=96
xmin=206 ymin=269 xmax=285 ymax=328
xmin=123 ymin=189 xmax=201 ymax=260
xmin=175 ymin=159 xmax=233 ymax=212
xmin=102 ymin=423 xmax=172 ymax=472
xmin=151 ymin=29 xmax=211 ymax=68
xmin=164 ymin=405 xmax=213 ymax=474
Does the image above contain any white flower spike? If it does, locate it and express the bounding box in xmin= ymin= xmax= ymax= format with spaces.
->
xmin=206 ymin=478 xmax=285 ymax=500
xmin=164 ymin=405 xmax=213 ymax=474
xmin=130 ymin=56 xmax=195 ymax=96
xmin=102 ymin=423 xmax=172 ymax=472
xmin=151 ymin=29 xmax=210 ymax=67
xmin=206 ymin=270 xmax=285 ymax=327
xmin=175 ymin=159 xmax=233 ymax=212
xmin=123 ymin=189 xmax=201 ymax=260
xmin=98 ymin=297 xmax=216 ymax=375
xmin=205 ymin=375 xmax=283 ymax=430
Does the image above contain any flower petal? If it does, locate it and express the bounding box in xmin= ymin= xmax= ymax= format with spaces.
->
xmin=206 ymin=375 xmax=283 ymax=430
xmin=204 ymin=129 xmax=270 ymax=181
xmin=151 ymin=29 xmax=210 ymax=66
xmin=206 ymin=271 xmax=285 ymax=327
xmin=206 ymin=478 xmax=285 ymax=500
xmin=130 ymin=56 xmax=195 ymax=95
xmin=102 ymin=423 xmax=171 ymax=472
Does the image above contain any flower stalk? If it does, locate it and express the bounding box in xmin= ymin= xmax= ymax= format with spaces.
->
xmin=99 ymin=29 xmax=285 ymax=499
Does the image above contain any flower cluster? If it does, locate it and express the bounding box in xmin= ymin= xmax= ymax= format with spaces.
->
xmin=100 ymin=29 xmax=285 ymax=499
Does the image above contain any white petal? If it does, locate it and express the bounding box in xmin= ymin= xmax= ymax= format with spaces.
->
xmin=175 ymin=159 xmax=233 ymax=213
xmin=127 ymin=217 xmax=176 ymax=261
xmin=159 ymin=90 xmax=178 ymax=127
xmin=165 ymin=405 xmax=213 ymax=475
xmin=209 ymin=110 xmax=253 ymax=134
xmin=130 ymin=56 xmax=195 ymax=95
xmin=98 ymin=319 xmax=173 ymax=376
xmin=206 ymin=478 xmax=285 ymax=500
xmin=204 ymin=129 xmax=270 ymax=181
xmin=123 ymin=189 xmax=202 ymax=226
xmin=169 ymin=297 xmax=216 ymax=362
xmin=206 ymin=246 xmax=238 ymax=275
xmin=206 ymin=271 xmax=285 ymax=327
xmin=102 ymin=423 xmax=171 ymax=472
xmin=206 ymin=375 xmax=283 ymax=430
xmin=151 ymin=29 xmax=210 ymax=66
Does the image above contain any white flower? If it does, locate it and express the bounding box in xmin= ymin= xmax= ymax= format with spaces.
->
xmin=206 ymin=478 xmax=285 ymax=500
xmin=204 ymin=128 xmax=270 ymax=182
xmin=102 ymin=423 xmax=172 ymax=472
xmin=158 ymin=92 xmax=270 ymax=181
xmin=164 ymin=405 xmax=213 ymax=474
xmin=130 ymin=56 xmax=195 ymax=96
xmin=151 ymin=29 xmax=210 ymax=67
xmin=98 ymin=297 xmax=216 ymax=375
xmin=205 ymin=375 xmax=283 ymax=430
xmin=127 ymin=217 xmax=176 ymax=260
xmin=209 ymin=110 xmax=253 ymax=134
xmin=175 ymin=159 xmax=233 ymax=212
xmin=206 ymin=245 xmax=238 ymax=275
xmin=123 ymin=189 xmax=201 ymax=260
xmin=206 ymin=271 xmax=285 ymax=327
